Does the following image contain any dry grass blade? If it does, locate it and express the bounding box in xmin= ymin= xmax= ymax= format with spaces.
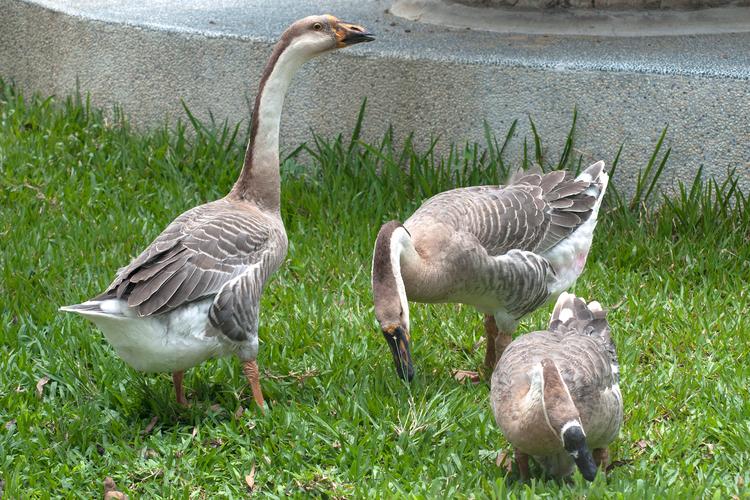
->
xmin=452 ymin=370 xmax=481 ymax=384
xmin=35 ymin=376 xmax=49 ymax=398
xmin=141 ymin=416 xmax=158 ymax=436
xmin=496 ymin=450 xmax=513 ymax=472
xmin=245 ymin=462 xmax=256 ymax=495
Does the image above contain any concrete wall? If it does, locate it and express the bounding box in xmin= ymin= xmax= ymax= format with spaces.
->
xmin=1 ymin=0 xmax=749 ymax=196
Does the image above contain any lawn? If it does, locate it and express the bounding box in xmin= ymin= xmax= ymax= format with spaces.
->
xmin=1 ymin=82 xmax=749 ymax=498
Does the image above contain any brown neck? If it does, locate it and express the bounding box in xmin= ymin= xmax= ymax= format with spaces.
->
xmin=372 ymin=221 xmax=412 ymax=330
xmin=541 ymin=358 xmax=581 ymax=437
xmin=229 ymin=31 xmax=307 ymax=210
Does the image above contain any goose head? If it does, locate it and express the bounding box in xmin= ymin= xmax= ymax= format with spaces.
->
xmin=282 ymin=15 xmax=374 ymax=57
xmin=372 ymin=221 xmax=414 ymax=381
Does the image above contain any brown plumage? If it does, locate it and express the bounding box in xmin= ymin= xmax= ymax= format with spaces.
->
xmin=372 ymin=162 xmax=609 ymax=381
xmin=61 ymin=15 xmax=374 ymax=408
xmin=491 ymin=292 xmax=622 ymax=481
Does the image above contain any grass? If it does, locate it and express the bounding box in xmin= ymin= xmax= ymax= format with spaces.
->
xmin=1 ymin=82 xmax=749 ymax=498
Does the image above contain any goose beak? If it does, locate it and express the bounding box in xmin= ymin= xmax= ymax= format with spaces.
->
xmin=336 ymin=22 xmax=375 ymax=47
xmin=572 ymin=445 xmax=598 ymax=481
xmin=383 ymin=326 xmax=414 ymax=381
xmin=563 ymin=425 xmax=598 ymax=481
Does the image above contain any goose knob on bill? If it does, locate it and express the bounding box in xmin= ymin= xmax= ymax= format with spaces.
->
xmin=371 ymin=163 xmax=609 ymax=381
xmin=60 ymin=15 xmax=374 ymax=409
xmin=490 ymin=292 xmax=623 ymax=481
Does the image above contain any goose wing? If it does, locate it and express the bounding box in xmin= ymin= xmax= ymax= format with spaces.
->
xmin=408 ymin=163 xmax=606 ymax=256
xmin=98 ymin=199 xmax=286 ymax=317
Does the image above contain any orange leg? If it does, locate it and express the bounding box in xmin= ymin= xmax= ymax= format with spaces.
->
xmin=172 ymin=371 xmax=189 ymax=406
xmin=242 ymin=360 xmax=265 ymax=413
xmin=491 ymin=317 xmax=513 ymax=368
xmin=483 ymin=314 xmax=498 ymax=375
xmin=515 ymin=448 xmax=530 ymax=481
xmin=593 ymin=447 xmax=610 ymax=472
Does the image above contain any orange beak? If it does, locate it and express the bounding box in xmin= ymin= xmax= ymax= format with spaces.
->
xmin=335 ymin=21 xmax=375 ymax=47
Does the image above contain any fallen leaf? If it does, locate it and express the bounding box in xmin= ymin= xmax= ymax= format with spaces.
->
xmin=635 ymin=439 xmax=649 ymax=450
xmin=207 ymin=438 xmax=224 ymax=448
xmin=606 ymin=459 xmax=633 ymax=472
xmin=496 ymin=450 xmax=513 ymax=472
xmin=141 ymin=416 xmax=158 ymax=436
xmin=191 ymin=426 xmax=199 ymax=439
xmin=209 ymin=403 xmax=224 ymax=414
xmin=452 ymin=370 xmax=481 ymax=384
xmin=103 ymin=476 xmax=128 ymax=499
xmin=244 ymin=462 xmax=256 ymax=493
xmin=36 ymin=376 xmax=50 ymax=398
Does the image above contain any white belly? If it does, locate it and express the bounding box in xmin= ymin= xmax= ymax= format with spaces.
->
xmin=544 ymin=214 xmax=599 ymax=295
xmin=77 ymin=299 xmax=235 ymax=372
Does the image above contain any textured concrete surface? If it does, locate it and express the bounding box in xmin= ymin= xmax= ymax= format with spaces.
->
xmin=393 ymin=0 xmax=750 ymax=36
xmin=1 ymin=0 xmax=749 ymax=195
xmin=455 ymin=0 xmax=748 ymax=9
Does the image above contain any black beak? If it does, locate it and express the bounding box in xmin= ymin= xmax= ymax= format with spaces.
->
xmin=572 ymin=444 xmax=598 ymax=481
xmin=338 ymin=22 xmax=375 ymax=46
xmin=383 ymin=327 xmax=414 ymax=381
xmin=563 ymin=426 xmax=598 ymax=482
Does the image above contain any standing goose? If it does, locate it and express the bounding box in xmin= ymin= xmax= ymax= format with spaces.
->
xmin=490 ymin=292 xmax=622 ymax=481
xmin=61 ymin=15 xmax=374 ymax=408
xmin=372 ymin=162 xmax=608 ymax=381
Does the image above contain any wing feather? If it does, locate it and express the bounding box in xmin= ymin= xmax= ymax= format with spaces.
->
xmin=96 ymin=199 xmax=286 ymax=318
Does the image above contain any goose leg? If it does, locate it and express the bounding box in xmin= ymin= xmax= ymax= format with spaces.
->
xmin=172 ymin=371 xmax=189 ymax=406
xmin=242 ymin=360 xmax=265 ymax=413
xmin=593 ymin=447 xmax=609 ymax=471
xmin=494 ymin=330 xmax=512 ymax=364
xmin=483 ymin=314 xmax=498 ymax=375
xmin=515 ymin=448 xmax=530 ymax=481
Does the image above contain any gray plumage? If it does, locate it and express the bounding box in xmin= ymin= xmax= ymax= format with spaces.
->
xmin=372 ymin=161 xmax=609 ymax=381
xmin=96 ymin=198 xmax=286 ymax=342
xmin=58 ymin=15 xmax=375 ymax=406
xmin=401 ymin=162 xmax=606 ymax=318
xmin=491 ymin=292 xmax=623 ymax=479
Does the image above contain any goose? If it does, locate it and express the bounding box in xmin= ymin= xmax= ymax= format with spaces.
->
xmin=372 ymin=162 xmax=608 ymax=381
xmin=490 ymin=292 xmax=622 ymax=481
xmin=60 ymin=15 xmax=374 ymax=408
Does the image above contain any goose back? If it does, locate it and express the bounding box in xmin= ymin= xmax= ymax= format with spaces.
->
xmin=405 ymin=163 xmax=605 ymax=258
xmin=491 ymin=293 xmax=622 ymax=463
xmin=97 ymin=197 xmax=287 ymax=324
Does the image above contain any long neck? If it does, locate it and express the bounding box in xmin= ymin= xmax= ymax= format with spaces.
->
xmin=539 ymin=358 xmax=582 ymax=440
xmin=230 ymin=39 xmax=309 ymax=210
xmin=372 ymin=224 xmax=423 ymax=330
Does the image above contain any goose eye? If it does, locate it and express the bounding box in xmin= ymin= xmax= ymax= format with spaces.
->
xmin=313 ymin=22 xmax=323 ymax=31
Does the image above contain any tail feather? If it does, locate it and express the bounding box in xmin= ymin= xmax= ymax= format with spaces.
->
xmin=549 ymin=292 xmax=610 ymax=342
xmin=576 ymin=160 xmax=609 ymax=211
xmin=60 ymin=299 xmax=131 ymax=319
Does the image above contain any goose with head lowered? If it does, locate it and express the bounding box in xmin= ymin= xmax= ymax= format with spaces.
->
xmin=372 ymin=162 xmax=608 ymax=381
xmin=490 ymin=292 xmax=622 ymax=481
xmin=61 ymin=15 xmax=374 ymax=408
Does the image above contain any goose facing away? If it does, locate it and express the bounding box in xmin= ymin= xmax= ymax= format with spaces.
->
xmin=372 ymin=162 xmax=608 ymax=381
xmin=490 ymin=292 xmax=622 ymax=481
xmin=60 ymin=15 xmax=374 ymax=408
